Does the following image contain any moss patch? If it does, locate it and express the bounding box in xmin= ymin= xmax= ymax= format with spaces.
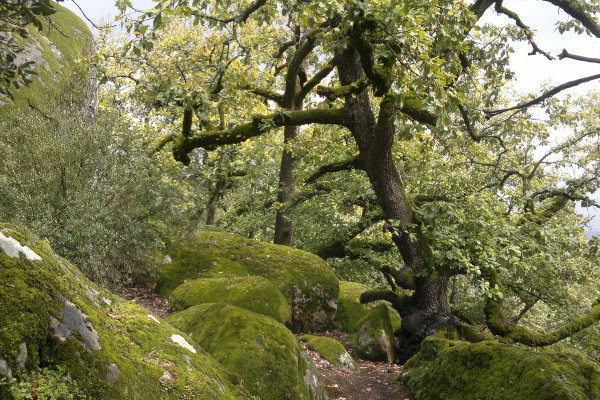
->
xmin=0 ymin=224 xmax=250 ymax=400
xmin=298 ymin=335 xmax=357 ymax=370
xmin=170 ymin=276 xmax=292 ymax=324
xmin=157 ymin=231 xmax=339 ymax=332
xmin=356 ymin=304 xmax=395 ymax=363
xmin=400 ymin=337 xmax=600 ymax=400
xmin=166 ymin=303 xmax=326 ymax=400
xmin=336 ymin=282 xmax=401 ymax=334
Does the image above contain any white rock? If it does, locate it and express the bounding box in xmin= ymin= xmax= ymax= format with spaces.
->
xmin=0 ymin=232 xmax=42 ymax=261
xmin=170 ymin=334 xmax=197 ymax=353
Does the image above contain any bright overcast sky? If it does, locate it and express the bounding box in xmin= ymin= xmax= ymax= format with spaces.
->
xmin=61 ymin=0 xmax=600 ymax=229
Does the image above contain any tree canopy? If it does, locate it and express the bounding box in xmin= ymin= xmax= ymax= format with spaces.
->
xmin=85 ymin=0 xmax=600 ymax=362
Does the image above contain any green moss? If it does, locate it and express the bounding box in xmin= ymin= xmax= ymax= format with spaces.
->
xmin=336 ymin=282 xmax=401 ymax=334
xmin=166 ymin=303 xmax=326 ymax=400
xmin=400 ymin=337 xmax=600 ymax=400
xmin=0 ymin=223 xmax=250 ymax=400
xmin=0 ymin=2 xmax=92 ymax=115
xmin=170 ymin=276 xmax=292 ymax=324
xmin=356 ymin=304 xmax=395 ymax=362
xmin=298 ymin=335 xmax=356 ymax=370
xmin=157 ymin=231 xmax=339 ymax=332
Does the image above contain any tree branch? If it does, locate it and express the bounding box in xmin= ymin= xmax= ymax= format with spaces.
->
xmin=242 ymin=85 xmax=284 ymax=106
xmin=304 ymin=156 xmax=363 ymax=184
xmin=494 ymin=0 xmax=554 ymax=60
xmin=171 ymin=108 xmax=347 ymax=165
xmin=542 ymin=0 xmax=600 ymax=38
xmin=296 ymin=59 xmax=335 ymax=103
xmin=283 ymin=28 xmax=322 ymax=107
xmin=558 ymin=49 xmax=600 ymax=64
xmin=483 ymin=73 xmax=600 ymax=117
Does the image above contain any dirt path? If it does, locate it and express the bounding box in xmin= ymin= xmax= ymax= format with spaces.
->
xmin=125 ymin=284 xmax=414 ymax=400
xmin=299 ymin=331 xmax=413 ymax=400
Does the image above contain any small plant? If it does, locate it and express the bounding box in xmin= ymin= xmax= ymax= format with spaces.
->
xmin=3 ymin=367 xmax=85 ymax=400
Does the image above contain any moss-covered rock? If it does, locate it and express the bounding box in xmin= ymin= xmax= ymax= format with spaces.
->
xmin=400 ymin=337 xmax=600 ymax=400
xmin=335 ymin=281 xmax=401 ymax=334
xmin=298 ymin=335 xmax=357 ymax=371
xmin=356 ymin=304 xmax=395 ymax=363
xmin=170 ymin=276 xmax=292 ymax=324
xmin=166 ymin=303 xmax=327 ymax=400
xmin=0 ymin=2 xmax=94 ymax=114
xmin=0 ymin=224 xmax=250 ymax=399
xmin=157 ymin=231 xmax=339 ymax=332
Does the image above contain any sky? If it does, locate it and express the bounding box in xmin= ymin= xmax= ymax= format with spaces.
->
xmin=60 ymin=0 xmax=600 ymax=229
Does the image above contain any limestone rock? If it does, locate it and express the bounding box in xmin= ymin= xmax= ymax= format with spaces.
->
xmin=400 ymin=337 xmax=600 ymax=400
xmin=356 ymin=304 xmax=395 ymax=363
xmin=170 ymin=276 xmax=292 ymax=324
xmin=157 ymin=231 xmax=339 ymax=332
xmin=0 ymin=223 xmax=250 ymax=400
xmin=298 ymin=334 xmax=357 ymax=371
xmin=166 ymin=303 xmax=327 ymax=400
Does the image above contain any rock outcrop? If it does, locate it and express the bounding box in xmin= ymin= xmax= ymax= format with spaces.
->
xmin=299 ymin=334 xmax=357 ymax=371
xmin=170 ymin=275 xmax=292 ymax=323
xmin=356 ymin=304 xmax=396 ymax=363
xmin=167 ymin=303 xmax=327 ymax=400
xmin=400 ymin=337 xmax=600 ymax=400
xmin=0 ymin=224 xmax=250 ymax=399
xmin=157 ymin=231 xmax=339 ymax=332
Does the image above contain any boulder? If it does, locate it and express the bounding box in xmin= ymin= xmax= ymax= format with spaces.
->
xmin=170 ymin=276 xmax=292 ymax=324
xmin=298 ymin=334 xmax=357 ymax=371
xmin=166 ymin=303 xmax=327 ymax=400
xmin=336 ymin=281 xmax=401 ymax=334
xmin=157 ymin=231 xmax=339 ymax=332
xmin=0 ymin=224 xmax=250 ymax=399
xmin=356 ymin=304 xmax=395 ymax=363
xmin=0 ymin=3 xmax=96 ymax=115
xmin=400 ymin=337 xmax=600 ymax=400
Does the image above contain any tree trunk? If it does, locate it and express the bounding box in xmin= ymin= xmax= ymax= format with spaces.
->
xmin=335 ymin=47 xmax=454 ymax=363
xmin=273 ymin=123 xmax=298 ymax=245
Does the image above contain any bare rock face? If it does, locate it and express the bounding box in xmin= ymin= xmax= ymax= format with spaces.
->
xmin=0 ymin=224 xmax=251 ymax=399
xmin=156 ymin=231 xmax=339 ymax=333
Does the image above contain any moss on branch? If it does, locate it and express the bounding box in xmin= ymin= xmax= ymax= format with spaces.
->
xmin=172 ymin=108 xmax=347 ymax=165
xmin=360 ymin=289 xmax=412 ymax=316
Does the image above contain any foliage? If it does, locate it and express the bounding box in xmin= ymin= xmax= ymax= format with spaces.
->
xmin=1 ymin=367 xmax=85 ymax=400
xmin=101 ymin=0 xmax=600 ymax=359
xmin=0 ymin=73 xmax=205 ymax=290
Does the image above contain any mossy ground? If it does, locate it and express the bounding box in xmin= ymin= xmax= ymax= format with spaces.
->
xmin=0 ymin=224 xmax=250 ymax=400
xmin=166 ymin=303 xmax=326 ymax=400
xmin=157 ymin=231 xmax=339 ymax=332
xmin=336 ymin=282 xmax=401 ymax=334
xmin=298 ymin=335 xmax=357 ymax=370
xmin=170 ymin=276 xmax=292 ymax=323
xmin=400 ymin=337 xmax=600 ymax=400
xmin=356 ymin=304 xmax=395 ymax=363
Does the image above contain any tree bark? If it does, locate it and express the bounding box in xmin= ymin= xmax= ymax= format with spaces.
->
xmin=273 ymin=123 xmax=298 ymax=245
xmin=335 ymin=47 xmax=454 ymax=363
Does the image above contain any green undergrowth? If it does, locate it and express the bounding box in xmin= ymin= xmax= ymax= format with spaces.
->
xmin=298 ymin=335 xmax=356 ymax=370
xmin=170 ymin=276 xmax=292 ymax=323
xmin=166 ymin=303 xmax=326 ymax=400
xmin=0 ymin=223 xmax=250 ymax=400
xmin=157 ymin=231 xmax=339 ymax=332
xmin=400 ymin=337 xmax=600 ymax=400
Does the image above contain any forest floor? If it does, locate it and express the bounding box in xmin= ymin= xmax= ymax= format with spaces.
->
xmin=124 ymin=283 xmax=413 ymax=400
